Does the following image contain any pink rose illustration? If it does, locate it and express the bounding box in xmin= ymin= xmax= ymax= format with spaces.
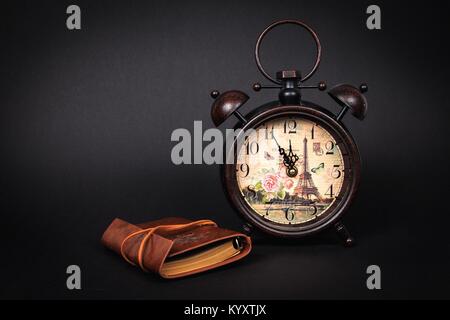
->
xmin=262 ymin=174 xmax=279 ymax=192
xmin=284 ymin=178 xmax=294 ymax=190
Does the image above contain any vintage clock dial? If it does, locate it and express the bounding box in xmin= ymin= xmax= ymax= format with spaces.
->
xmin=236 ymin=117 xmax=345 ymax=225
xmin=218 ymin=103 xmax=361 ymax=240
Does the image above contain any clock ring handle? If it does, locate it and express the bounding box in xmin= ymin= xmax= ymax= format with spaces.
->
xmin=255 ymin=19 xmax=322 ymax=84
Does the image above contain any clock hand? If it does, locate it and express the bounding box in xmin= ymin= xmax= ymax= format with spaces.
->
xmin=273 ymin=135 xmax=298 ymax=177
xmin=284 ymin=139 xmax=300 ymax=177
xmin=288 ymin=139 xmax=300 ymax=166
xmin=273 ymin=135 xmax=286 ymax=157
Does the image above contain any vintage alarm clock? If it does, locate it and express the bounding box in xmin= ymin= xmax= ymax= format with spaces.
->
xmin=210 ymin=20 xmax=368 ymax=246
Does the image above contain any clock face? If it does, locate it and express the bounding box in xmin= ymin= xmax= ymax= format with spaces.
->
xmin=236 ymin=116 xmax=346 ymax=225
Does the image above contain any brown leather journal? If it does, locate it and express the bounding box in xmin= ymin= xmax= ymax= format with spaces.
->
xmin=101 ymin=217 xmax=252 ymax=279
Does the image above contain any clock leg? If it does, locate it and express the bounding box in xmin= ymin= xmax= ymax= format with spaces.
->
xmin=242 ymin=222 xmax=253 ymax=236
xmin=334 ymin=222 xmax=355 ymax=247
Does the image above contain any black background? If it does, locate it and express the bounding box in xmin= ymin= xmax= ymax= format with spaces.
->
xmin=1 ymin=0 xmax=449 ymax=299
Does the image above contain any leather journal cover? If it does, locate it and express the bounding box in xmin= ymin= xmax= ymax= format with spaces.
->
xmin=101 ymin=217 xmax=252 ymax=279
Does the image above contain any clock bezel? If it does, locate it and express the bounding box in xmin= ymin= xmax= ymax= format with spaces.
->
xmin=222 ymin=101 xmax=361 ymax=238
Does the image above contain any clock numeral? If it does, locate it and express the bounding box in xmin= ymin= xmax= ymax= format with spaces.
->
xmin=331 ymin=164 xmax=342 ymax=179
xmin=311 ymin=126 xmax=315 ymax=139
xmin=325 ymin=184 xmax=334 ymax=198
xmin=245 ymin=139 xmax=259 ymax=155
xmin=285 ymin=208 xmax=295 ymax=221
xmin=265 ymin=124 xmax=274 ymax=139
xmin=325 ymin=140 xmax=335 ymax=155
xmin=284 ymin=119 xmax=297 ymax=134
xmin=237 ymin=163 xmax=250 ymax=177
xmin=246 ymin=185 xmax=257 ymax=201
xmin=307 ymin=205 xmax=318 ymax=216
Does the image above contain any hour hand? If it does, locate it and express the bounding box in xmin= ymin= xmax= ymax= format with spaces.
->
xmin=288 ymin=140 xmax=299 ymax=165
xmin=284 ymin=140 xmax=299 ymax=177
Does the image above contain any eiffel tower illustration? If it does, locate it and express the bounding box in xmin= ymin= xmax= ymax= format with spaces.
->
xmin=293 ymin=137 xmax=323 ymax=201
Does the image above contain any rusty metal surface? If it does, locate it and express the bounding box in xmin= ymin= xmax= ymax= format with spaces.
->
xmin=328 ymin=84 xmax=368 ymax=120
xmin=255 ymin=19 xmax=322 ymax=84
xmin=210 ymin=90 xmax=249 ymax=126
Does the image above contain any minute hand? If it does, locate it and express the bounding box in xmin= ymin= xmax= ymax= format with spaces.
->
xmin=273 ymin=135 xmax=286 ymax=158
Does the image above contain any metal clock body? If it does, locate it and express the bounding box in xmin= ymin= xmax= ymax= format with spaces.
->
xmin=210 ymin=20 xmax=368 ymax=245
